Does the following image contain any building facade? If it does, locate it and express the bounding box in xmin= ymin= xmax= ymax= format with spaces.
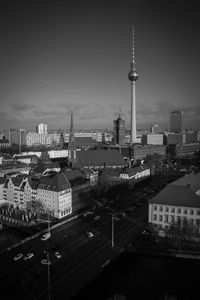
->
xmin=119 ymin=165 xmax=150 ymax=180
xmin=141 ymin=134 xmax=164 ymax=145
xmin=170 ymin=111 xmax=183 ymax=133
xmin=36 ymin=123 xmax=48 ymax=134
xmin=0 ymin=139 xmax=10 ymax=148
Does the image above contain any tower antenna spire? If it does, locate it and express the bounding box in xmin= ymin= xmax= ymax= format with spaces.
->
xmin=132 ymin=25 xmax=135 ymax=64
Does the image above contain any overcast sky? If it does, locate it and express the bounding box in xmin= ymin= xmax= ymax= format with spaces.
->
xmin=0 ymin=0 xmax=199 ymax=131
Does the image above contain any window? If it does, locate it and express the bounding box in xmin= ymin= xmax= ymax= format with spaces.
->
xmin=190 ymin=209 xmax=194 ymax=215
xmin=159 ymin=215 xmax=163 ymax=222
xmin=171 ymin=215 xmax=175 ymax=224
xmin=196 ymin=220 xmax=200 ymax=227
xmin=153 ymin=214 xmax=157 ymax=221
xmin=177 ymin=208 xmax=181 ymax=214
xmin=165 ymin=207 xmax=169 ymax=213
xmin=159 ymin=206 xmax=163 ymax=212
xmin=183 ymin=209 xmax=187 ymax=215
xmin=164 ymin=215 xmax=168 ymax=223
xmin=177 ymin=216 xmax=181 ymax=225
xmin=171 ymin=207 xmax=175 ymax=213
xmin=189 ymin=219 xmax=193 ymax=225
xmin=196 ymin=210 xmax=200 ymax=216
xmin=153 ymin=205 xmax=157 ymax=211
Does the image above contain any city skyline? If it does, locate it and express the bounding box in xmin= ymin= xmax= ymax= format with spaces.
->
xmin=0 ymin=1 xmax=200 ymax=130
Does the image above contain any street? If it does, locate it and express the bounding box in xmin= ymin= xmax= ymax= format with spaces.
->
xmin=0 ymin=206 xmax=146 ymax=300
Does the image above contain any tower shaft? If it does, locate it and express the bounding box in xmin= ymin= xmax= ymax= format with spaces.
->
xmin=130 ymin=82 xmax=137 ymax=144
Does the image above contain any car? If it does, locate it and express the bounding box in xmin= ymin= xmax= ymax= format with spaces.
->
xmin=86 ymin=231 xmax=94 ymax=238
xmin=23 ymin=253 xmax=34 ymax=261
xmin=54 ymin=251 xmax=61 ymax=259
xmin=41 ymin=259 xmax=51 ymax=265
xmin=13 ymin=253 xmax=23 ymax=261
xmin=40 ymin=232 xmax=51 ymax=241
xmin=83 ymin=211 xmax=94 ymax=217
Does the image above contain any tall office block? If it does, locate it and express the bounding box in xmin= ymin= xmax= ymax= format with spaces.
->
xmin=170 ymin=111 xmax=183 ymax=133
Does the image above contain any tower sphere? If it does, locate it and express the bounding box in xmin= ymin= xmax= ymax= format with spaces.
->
xmin=128 ymin=66 xmax=138 ymax=82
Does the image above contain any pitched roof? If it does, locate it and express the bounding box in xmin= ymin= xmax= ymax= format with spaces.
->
xmin=0 ymin=177 xmax=6 ymax=184
xmin=120 ymin=164 xmax=150 ymax=176
xmin=31 ymin=161 xmax=60 ymax=174
xmin=11 ymin=174 xmax=27 ymax=187
xmin=149 ymin=185 xmax=200 ymax=208
xmin=27 ymin=177 xmax=40 ymax=190
xmin=38 ymin=171 xmax=71 ymax=192
xmin=149 ymin=173 xmax=200 ymax=208
xmin=74 ymin=150 xmax=128 ymax=168
xmin=68 ymin=137 xmax=97 ymax=149
xmin=170 ymin=172 xmax=200 ymax=193
xmin=64 ymin=169 xmax=86 ymax=181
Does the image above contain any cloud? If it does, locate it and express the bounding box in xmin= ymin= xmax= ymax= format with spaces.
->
xmin=1 ymin=96 xmax=199 ymax=130
xmin=12 ymin=102 xmax=34 ymax=112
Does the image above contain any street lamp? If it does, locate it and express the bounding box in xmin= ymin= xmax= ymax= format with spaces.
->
xmin=112 ymin=213 xmax=115 ymax=247
xmin=43 ymin=209 xmax=51 ymax=300
xmin=47 ymin=251 xmax=51 ymax=300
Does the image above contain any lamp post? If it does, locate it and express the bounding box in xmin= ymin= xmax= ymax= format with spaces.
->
xmin=46 ymin=210 xmax=51 ymax=300
xmin=112 ymin=213 xmax=115 ymax=248
xmin=47 ymin=251 xmax=51 ymax=300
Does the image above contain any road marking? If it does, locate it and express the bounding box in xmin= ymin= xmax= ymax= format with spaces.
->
xmin=101 ymin=259 xmax=110 ymax=268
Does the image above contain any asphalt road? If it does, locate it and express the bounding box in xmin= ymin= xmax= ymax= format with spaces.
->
xmin=0 ymin=205 xmax=147 ymax=300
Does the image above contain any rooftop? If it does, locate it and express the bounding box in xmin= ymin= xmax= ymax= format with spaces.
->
xmin=14 ymin=155 xmax=38 ymax=159
xmin=0 ymin=177 xmax=6 ymax=184
xmin=38 ymin=171 xmax=71 ymax=192
xmin=73 ymin=150 xmax=128 ymax=168
xmin=31 ymin=161 xmax=60 ymax=174
xmin=170 ymin=172 xmax=200 ymax=193
xmin=149 ymin=173 xmax=200 ymax=208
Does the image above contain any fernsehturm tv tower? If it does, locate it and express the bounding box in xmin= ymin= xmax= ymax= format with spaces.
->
xmin=128 ymin=25 xmax=138 ymax=144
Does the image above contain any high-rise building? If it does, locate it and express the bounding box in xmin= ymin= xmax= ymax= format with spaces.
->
xmin=36 ymin=123 xmax=47 ymax=134
xmin=69 ymin=112 xmax=75 ymax=143
xmin=128 ymin=25 xmax=139 ymax=144
xmin=170 ymin=111 xmax=183 ymax=133
xmin=113 ymin=114 xmax=125 ymax=145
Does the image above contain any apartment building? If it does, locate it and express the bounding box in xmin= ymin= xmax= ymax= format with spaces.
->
xmin=3 ymin=172 xmax=72 ymax=219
